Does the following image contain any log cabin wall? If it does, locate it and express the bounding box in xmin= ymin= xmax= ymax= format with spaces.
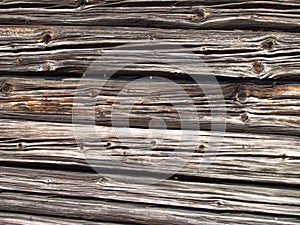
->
xmin=0 ymin=0 xmax=300 ymax=224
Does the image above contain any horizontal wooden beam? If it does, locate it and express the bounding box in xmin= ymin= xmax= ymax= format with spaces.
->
xmin=0 ymin=26 xmax=299 ymax=78
xmin=0 ymin=118 xmax=299 ymax=185
xmin=0 ymin=1 xmax=299 ymax=32
xmin=0 ymin=77 xmax=300 ymax=136
xmin=0 ymin=166 xmax=299 ymax=224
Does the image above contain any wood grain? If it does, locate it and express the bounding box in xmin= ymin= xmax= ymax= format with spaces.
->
xmin=0 ymin=26 xmax=299 ymax=78
xmin=0 ymin=1 xmax=299 ymax=224
xmin=0 ymin=118 xmax=299 ymax=185
xmin=0 ymin=77 xmax=300 ymax=136
xmin=0 ymin=166 xmax=299 ymax=224
xmin=0 ymin=0 xmax=79 ymax=7
xmin=0 ymin=212 xmax=118 ymax=225
xmin=0 ymin=1 xmax=299 ymax=32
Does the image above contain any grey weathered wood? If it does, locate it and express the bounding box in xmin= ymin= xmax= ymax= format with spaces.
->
xmin=0 ymin=118 xmax=299 ymax=185
xmin=2 ymin=0 xmax=300 ymax=8
xmin=0 ymin=0 xmax=79 ymax=7
xmin=0 ymin=166 xmax=299 ymax=224
xmin=0 ymin=2 xmax=299 ymax=224
xmin=0 ymin=26 xmax=299 ymax=78
xmin=0 ymin=1 xmax=299 ymax=32
xmin=0 ymin=212 xmax=118 ymax=225
xmin=3 ymin=191 xmax=298 ymax=225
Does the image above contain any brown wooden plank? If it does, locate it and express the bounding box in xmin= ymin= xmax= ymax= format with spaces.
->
xmin=0 ymin=77 xmax=300 ymax=136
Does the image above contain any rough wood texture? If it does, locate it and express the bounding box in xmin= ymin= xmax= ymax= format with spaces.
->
xmin=0 ymin=166 xmax=299 ymax=225
xmin=0 ymin=77 xmax=300 ymax=136
xmin=0 ymin=26 xmax=299 ymax=78
xmin=0 ymin=0 xmax=300 ymax=224
xmin=0 ymin=212 xmax=119 ymax=225
xmin=0 ymin=118 xmax=300 ymax=185
xmin=0 ymin=1 xmax=299 ymax=32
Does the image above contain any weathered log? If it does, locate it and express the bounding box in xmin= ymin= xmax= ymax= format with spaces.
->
xmin=0 ymin=1 xmax=299 ymax=32
xmin=0 ymin=26 xmax=299 ymax=78
xmin=0 ymin=77 xmax=300 ymax=136
xmin=0 ymin=166 xmax=299 ymax=224
xmin=0 ymin=118 xmax=299 ymax=185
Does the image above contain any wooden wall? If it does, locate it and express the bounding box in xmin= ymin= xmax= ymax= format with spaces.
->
xmin=0 ymin=1 xmax=300 ymax=224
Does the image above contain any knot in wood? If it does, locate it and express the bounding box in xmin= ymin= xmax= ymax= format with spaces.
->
xmin=235 ymin=87 xmax=250 ymax=103
xmin=9 ymin=43 xmax=16 ymax=48
xmin=17 ymin=142 xmax=24 ymax=151
xmin=42 ymin=33 xmax=53 ymax=44
xmin=0 ymin=80 xmax=14 ymax=95
xmin=97 ymin=176 xmax=109 ymax=184
xmin=240 ymin=112 xmax=250 ymax=123
xmin=261 ymin=38 xmax=276 ymax=50
xmin=95 ymin=110 xmax=104 ymax=118
xmin=194 ymin=144 xmax=206 ymax=153
xmin=191 ymin=8 xmax=207 ymax=21
xmin=45 ymin=179 xmax=51 ymax=184
xmin=215 ymin=200 xmax=225 ymax=206
xmin=106 ymin=142 xmax=112 ymax=149
xmin=42 ymin=62 xmax=55 ymax=71
xmin=252 ymin=61 xmax=264 ymax=75
xmin=17 ymin=57 xmax=23 ymax=65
